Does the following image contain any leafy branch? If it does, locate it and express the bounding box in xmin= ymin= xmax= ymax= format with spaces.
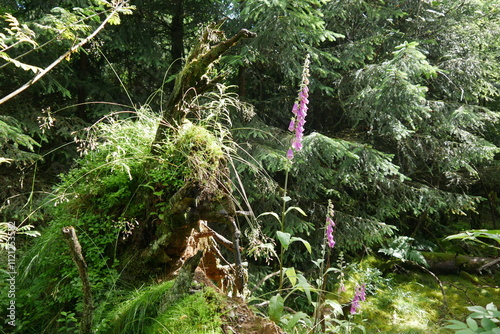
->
xmin=0 ymin=0 xmax=135 ymax=105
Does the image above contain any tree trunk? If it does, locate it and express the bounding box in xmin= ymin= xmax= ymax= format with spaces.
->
xmin=170 ymin=0 xmax=184 ymax=75
xmin=153 ymin=24 xmax=256 ymax=144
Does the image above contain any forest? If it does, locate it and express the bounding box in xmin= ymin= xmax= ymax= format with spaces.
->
xmin=0 ymin=0 xmax=499 ymax=333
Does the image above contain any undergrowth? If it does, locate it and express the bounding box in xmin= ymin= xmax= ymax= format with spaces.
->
xmin=94 ymin=281 xmax=223 ymax=334
xmin=359 ymin=258 xmax=500 ymax=334
xmin=0 ymin=106 xmax=231 ymax=333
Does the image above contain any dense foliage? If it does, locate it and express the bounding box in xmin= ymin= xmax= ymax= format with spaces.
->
xmin=1 ymin=0 xmax=499 ymax=333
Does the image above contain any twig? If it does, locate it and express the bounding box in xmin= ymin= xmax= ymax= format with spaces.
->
xmin=250 ymin=271 xmax=280 ymax=295
xmin=0 ymin=1 xmax=128 ymax=105
xmin=416 ymin=264 xmax=448 ymax=312
xmin=478 ymin=257 xmax=500 ymax=273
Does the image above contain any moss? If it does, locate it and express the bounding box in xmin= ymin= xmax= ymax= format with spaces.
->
xmin=360 ymin=269 xmax=500 ymax=333
xmin=145 ymin=287 xmax=224 ymax=334
xmin=95 ymin=282 xmax=224 ymax=334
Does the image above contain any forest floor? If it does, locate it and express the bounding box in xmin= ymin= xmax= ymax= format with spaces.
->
xmin=191 ymin=260 xmax=499 ymax=334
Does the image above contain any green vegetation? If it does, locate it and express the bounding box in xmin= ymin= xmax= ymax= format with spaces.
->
xmin=0 ymin=0 xmax=499 ymax=333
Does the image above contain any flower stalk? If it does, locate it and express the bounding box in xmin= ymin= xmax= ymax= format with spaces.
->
xmin=278 ymin=54 xmax=311 ymax=292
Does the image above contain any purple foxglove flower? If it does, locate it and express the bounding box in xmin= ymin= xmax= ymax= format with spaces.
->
xmin=299 ymin=101 xmax=308 ymax=113
xmin=326 ymin=223 xmax=335 ymax=248
xmin=292 ymin=139 xmax=303 ymax=151
xmin=286 ymin=54 xmax=310 ymax=161
xmin=302 ymin=85 xmax=309 ymax=97
xmin=350 ymin=297 xmax=360 ymax=314
xmin=326 ymin=215 xmax=336 ymax=248
xmin=350 ymin=284 xmax=366 ymax=314
xmin=359 ymin=284 xmax=366 ymax=301
xmin=297 ymin=109 xmax=306 ymax=121
xmin=299 ymin=93 xmax=309 ymax=105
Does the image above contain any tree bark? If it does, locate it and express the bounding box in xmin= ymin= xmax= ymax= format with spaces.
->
xmin=170 ymin=0 xmax=184 ymax=75
xmin=153 ymin=25 xmax=256 ymax=144
xmin=62 ymin=226 xmax=93 ymax=334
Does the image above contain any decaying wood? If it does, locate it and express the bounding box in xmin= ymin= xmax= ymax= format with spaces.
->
xmin=422 ymin=252 xmax=500 ymax=274
xmin=143 ymin=23 xmax=254 ymax=294
xmin=159 ymin=250 xmax=203 ymax=313
xmin=62 ymin=226 xmax=93 ymax=334
xmin=154 ymin=23 xmax=256 ymax=144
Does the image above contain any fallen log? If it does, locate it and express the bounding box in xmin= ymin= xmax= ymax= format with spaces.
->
xmin=421 ymin=252 xmax=499 ymax=275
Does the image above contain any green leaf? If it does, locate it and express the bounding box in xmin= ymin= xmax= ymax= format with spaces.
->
xmin=444 ymin=320 xmax=468 ymax=329
xmin=258 ymin=211 xmax=281 ymax=224
xmin=283 ymin=312 xmax=308 ymax=331
xmin=295 ymin=273 xmax=314 ymax=304
xmin=466 ymin=317 xmax=478 ymax=331
xmin=455 ymin=329 xmax=476 ymax=334
xmin=22 ymin=230 xmax=41 ymax=237
xmin=285 ymin=267 xmax=297 ymax=287
xmin=276 ymin=231 xmax=291 ymax=250
xmin=290 ymin=236 xmax=312 ymax=254
xmin=486 ymin=303 xmax=498 ymax=312
xmin=285 ymin=206 xmax=307 ymax=217
xmin=268 ymin=294 xmax=284 ymax=323
xmin=323 ymin=299 xmax=343 ymax=316
xmin=481 ymin=318 xmax=498 ymax=331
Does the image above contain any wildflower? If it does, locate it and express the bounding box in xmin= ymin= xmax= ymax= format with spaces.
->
xmin=326 ymin=219 xmax=335 ymax=248
xmin=350 ymin=284 xmax=366 ymax=314
xmin=287 ymin=54 xmax=310 ymax=160
xmin=325 ymin=200 xmax=336 ymax=248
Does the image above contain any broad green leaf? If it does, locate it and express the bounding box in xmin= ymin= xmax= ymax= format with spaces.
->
xmin=466 ymin=317 xmax=478 ymax=331
xmin=285 ymin=267 xmax=297 ymax=287
xmin=323 ymin=299 xmax=343 ymax=316
xmin=268 ymin=294 xmax=284 ymax=323
xmin=290 ymin=236 xmax=312 ymax=254
xmin=468 ymin=305 xmax=488 ymax=317
xmin=455 ymin=329 xmax=475 ymax=334
xmin=295 ymin=273 xmax=314 ymax=304
xmin=481 ymin=318 xmax=498 ymax=331
xmin=311 ymin=259 xmax=323 ymax=268
xmin=444 ymin=320 xmax=468 ymax=329
xmin=486 ymin=303 xmax=498 ymax=312
xmin=325 ymin=267 xmax=340 ymax=275
xmin=283 ymin=312 xmax=308 ymax=331
xmin=276 ymin=231 xmax=291 ymax=250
